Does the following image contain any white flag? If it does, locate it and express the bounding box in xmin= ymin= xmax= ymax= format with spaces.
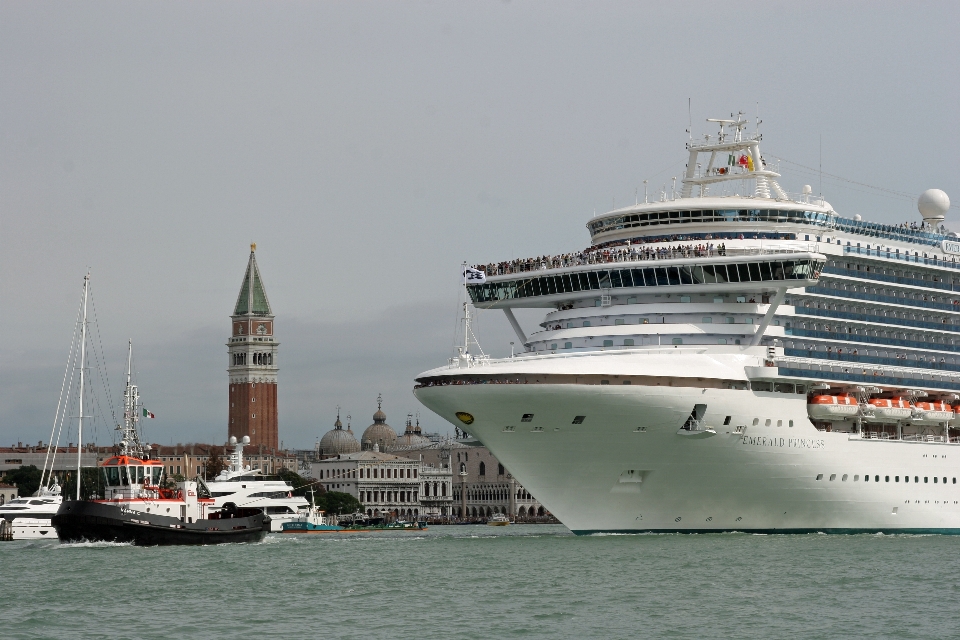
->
xmin=463 ymin=267 xmax=487 ymax=284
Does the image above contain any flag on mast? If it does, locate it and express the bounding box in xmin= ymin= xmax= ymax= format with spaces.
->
xmin=463 ymin=267 xmax=486 ymax=284
xmin=142 ymin=408 xmax=156 ymax=419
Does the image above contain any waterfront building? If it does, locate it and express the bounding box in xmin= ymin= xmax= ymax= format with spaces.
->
xmin=415 ymin=440 xmax=546 ymax=520
xmin=0 ymin=484 xmax=17 ymax=505
xmin=0 ymin=442 xmax=98 ymax=482
xmin=228 ymin=244 xmax=279 ymax=449
xmin=311 ymin=450 xmax=445 ymax=519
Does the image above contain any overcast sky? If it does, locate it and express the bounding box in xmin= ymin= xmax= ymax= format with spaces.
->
xmin=3 ymin=1 xmax=958 ymax=449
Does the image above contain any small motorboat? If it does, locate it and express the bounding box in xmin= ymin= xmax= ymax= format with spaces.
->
xmin=486 ymin=513 xmax=510 ymax=526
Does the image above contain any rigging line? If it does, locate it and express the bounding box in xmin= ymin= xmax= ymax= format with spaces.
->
xmin=42 ymin=290 xmax=84 ymax=488
xmin=88 ymin=287 xmax=117 ymax=425
xmin=769 ymin=154 xmax=960 ymax=210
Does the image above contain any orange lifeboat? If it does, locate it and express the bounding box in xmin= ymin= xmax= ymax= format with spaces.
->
xmin=865 ymin=397 xmax=913 ymax=422
xmin=807 ymin=394 xmax=860 ymax=419
xmin=912 ymin=400 xmax=955 ymax=424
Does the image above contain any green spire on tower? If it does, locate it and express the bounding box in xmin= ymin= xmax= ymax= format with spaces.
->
xmin=233 ymin=244 xmax=273 ymax=316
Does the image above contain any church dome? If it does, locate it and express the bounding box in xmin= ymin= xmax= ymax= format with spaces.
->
xmin=319 ymin=413 xmax=360 ymax=455
xmin=395 ymin=413 xmax=430 ymax=448
xmin=362 ymin=396 xmax=397 ymax=451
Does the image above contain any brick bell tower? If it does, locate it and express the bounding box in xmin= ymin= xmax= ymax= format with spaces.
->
xmin=227 ymin=243 xmax=279 ymax=449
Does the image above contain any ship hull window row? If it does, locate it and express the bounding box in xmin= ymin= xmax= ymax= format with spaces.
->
xmin=783 ymin=346 xmax=960 ymax=374
xmin=468 ymin=259 xmax=823 ymax=305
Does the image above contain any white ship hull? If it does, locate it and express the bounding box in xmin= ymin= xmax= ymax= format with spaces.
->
xmin=7 ymin=517 xmax=57 ymax=540
xmin=415 ymin=369 xmax=960 ymax=534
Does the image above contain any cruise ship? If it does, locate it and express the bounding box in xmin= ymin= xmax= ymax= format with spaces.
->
xmin=413 ymin=114 xmax=960 ymax=534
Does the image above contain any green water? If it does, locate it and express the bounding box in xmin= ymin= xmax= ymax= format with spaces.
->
xmin=3 ymin=525 xmax=959 ymax=639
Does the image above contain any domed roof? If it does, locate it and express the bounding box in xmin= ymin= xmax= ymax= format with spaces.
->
xmin=362 ymin=396 xmax=397 ymax=451
xmin=395 ymin=413 xmax=430 ymax=448
xmin=319 ymin=412 xmax=360 ymax=455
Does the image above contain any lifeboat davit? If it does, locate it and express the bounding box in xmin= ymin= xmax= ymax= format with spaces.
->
xmin=912 ymin=401 xmax=955 ymax=424
xmin=865 ymin=397 xmax=913 ymax=422
xmin=807 ymin=394 xmax=859 ymax=419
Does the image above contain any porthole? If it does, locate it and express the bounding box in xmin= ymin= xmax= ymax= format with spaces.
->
xmin=765 ymin=419 xmax=771 ymax=426
xmin=752 ymin=418 xmax=759 ymax=426
xmin=885 ymin=476 xmax=889 ymax=482
xmin=842 ymin=474 xmax=848 ymax=481
xmin=777 ymin=420 xmax=782 ymax=427
xmin=789 ymin=420 xmax=794 ymax=427
xmin=816 ymin=474 xmax=823 ymax=480
xmin=854 ymin=475 xmax=859 ymax=481
xmin=875 ymin=475 xmax=880 ymax=482
xmin=829 ymin=474 xmax=836 ymax=481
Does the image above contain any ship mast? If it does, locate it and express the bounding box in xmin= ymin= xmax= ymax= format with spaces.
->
xmin=118 ymin=339 xmax=144 ymax=458
xmin=75 ymin=273 xmax=89 ymax=501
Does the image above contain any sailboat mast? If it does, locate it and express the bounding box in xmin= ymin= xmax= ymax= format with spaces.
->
xmin=76 ymin=273 xmax=90 ymax=501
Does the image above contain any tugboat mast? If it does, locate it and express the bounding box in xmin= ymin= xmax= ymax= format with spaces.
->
xmin=118 ymin=339 xmax=144 ymax=459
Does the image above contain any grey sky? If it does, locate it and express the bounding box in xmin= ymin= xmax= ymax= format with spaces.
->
xmin=3 ymin=1 xmax=958 ymax=448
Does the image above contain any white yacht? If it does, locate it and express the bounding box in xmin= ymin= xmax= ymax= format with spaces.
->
xmin=0 ymin=485 xmax=61 ymax=540
xmin=415 ymin=113 xmax=960 ymax=534
xmin=202 ymin=436 xmax=309 ymax=532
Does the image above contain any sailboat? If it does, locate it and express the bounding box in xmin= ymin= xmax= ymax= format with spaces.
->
xmin=52 ymin=275 xmax=270 ymax=545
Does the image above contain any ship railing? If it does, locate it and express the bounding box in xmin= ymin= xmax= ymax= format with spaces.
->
xmin=844 ymin=246 xmax=960 ymax=270
xmin=475 ymin=244 xmax=819 ymax=277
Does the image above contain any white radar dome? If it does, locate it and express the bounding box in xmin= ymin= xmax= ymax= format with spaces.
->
xmin=918 ymin=189 xmax=950 ymax=224
xmin=854 ymin=214 xmax=862 ymax=221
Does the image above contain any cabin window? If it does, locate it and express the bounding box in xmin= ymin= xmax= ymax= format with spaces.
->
xmin=583 ymin=321 xmax=591 ymax=327
xmin=723 ymin=416 xmax=731 ymax=425
xmin=572 ymin=416 xmax=586 ymax=424
xmin=615 ymin=319 xmax=625 ymax=325
xmin=624 ymin=339 xmax=635 ymax=346
xmin=925 ymin=477 xmax=929 ymax=483
xmin=703 ymin=317 xmax=713 ymax=323
xmin=752 ymin=418 xmax=759 ymax=426
xmin=672 ymin=338 xmax=683 ymax=345
xmin=842 ymin=474 xmax=848 ymax=481
xmin=816 ymin=474 xmax=823 ymax=480
xmin=551 ymin=343 xmax=557 ymax=350
xmin=885 ymin=476 xmax=890 ymax=482
xmin=895 ymin=476 xmax=899 ymax=482
xmin=829 ymin=474 xmax=836 ymax=481
xmin=564 ymin=342 xmax=572 ymax=349
xmin=718 ymin=338 xmax=727 ymax=345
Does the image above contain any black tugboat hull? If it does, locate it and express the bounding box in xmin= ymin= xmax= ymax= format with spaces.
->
xmin=53 ymin=501 xmax=270 ymax=546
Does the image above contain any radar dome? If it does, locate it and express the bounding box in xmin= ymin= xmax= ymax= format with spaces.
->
xmin=853 ymin=214 xmax=862 ymax=221
xmin=918 ymin=189 xmax=950 ymax=224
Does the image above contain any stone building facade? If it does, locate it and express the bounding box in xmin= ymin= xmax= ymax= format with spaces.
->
xmin=311 ymin=450 xmax=453 ymax=519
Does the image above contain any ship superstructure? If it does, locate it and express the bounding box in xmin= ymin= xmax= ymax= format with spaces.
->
xmin=414 ymin=114 xmax=960 ymax=534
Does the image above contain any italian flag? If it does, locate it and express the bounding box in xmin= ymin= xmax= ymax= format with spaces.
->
xmin=142 ymin=408 xmax=156 ymax=419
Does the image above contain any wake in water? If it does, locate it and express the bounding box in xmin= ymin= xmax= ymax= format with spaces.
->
xmin=57 ymin=540 xmax=134 ymax=549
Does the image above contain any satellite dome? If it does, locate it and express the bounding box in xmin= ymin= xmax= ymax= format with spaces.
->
xmin=918 ymin=189 xmax=950 ymax=224
xmin=853 ymin=214 xmax=862 ymax=222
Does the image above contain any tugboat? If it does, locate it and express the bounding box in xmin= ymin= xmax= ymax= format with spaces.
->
xmin=52 ymin=335 xmax=270 ymax=545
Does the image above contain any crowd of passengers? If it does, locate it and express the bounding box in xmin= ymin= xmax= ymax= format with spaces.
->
xmin=476 ymin=242 xmax=728 ymax=276
xmin=416 ymin=379 xmax=526 ymax=388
